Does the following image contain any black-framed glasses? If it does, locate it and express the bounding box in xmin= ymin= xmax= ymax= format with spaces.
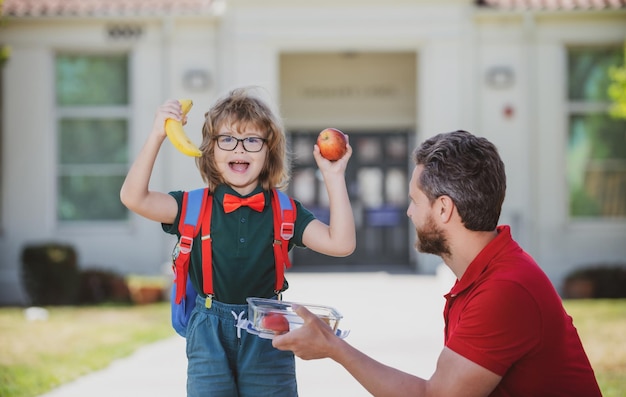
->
xmin=215 ymin=135 xmax=266 ymax=153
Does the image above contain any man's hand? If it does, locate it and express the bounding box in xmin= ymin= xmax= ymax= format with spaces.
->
xmin=272 ymin=305 xmax=339 ymax=360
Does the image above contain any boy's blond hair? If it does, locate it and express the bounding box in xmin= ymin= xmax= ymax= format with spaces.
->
xmin=196 ymin=87 xmax=290 ymax=191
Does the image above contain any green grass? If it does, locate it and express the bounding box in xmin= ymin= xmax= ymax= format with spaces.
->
xmin=0 ymin=300 xmax=623 ymax=397
xmin=563 ymin=299 xmax=626 ymax=397
xmin=0 ymin=303 xmax=175 ymax=397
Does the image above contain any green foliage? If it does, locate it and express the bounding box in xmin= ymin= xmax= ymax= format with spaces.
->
xmin=0 ymin=44 xmax=10 ymax=66
xmin=608 ymin=42 xmax=626 ymax=120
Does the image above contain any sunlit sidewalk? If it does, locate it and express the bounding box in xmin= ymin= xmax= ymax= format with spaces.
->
xmin=39 ymin=268 xmax=453 ymax=397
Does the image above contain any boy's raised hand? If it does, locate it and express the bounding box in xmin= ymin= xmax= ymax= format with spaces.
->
xmin=303 ymin=133 xmax=356 ymax=257
xmin=313 ymin=134 xmax=352 ymax=175
xmin=152 ymin=99 xmax=187 ymax=140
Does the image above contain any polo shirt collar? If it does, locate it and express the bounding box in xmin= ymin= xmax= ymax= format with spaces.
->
xmin=448 ymin=225 xmax=511 ymax=297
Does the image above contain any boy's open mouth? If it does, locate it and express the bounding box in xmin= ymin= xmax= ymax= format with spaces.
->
xmin=230 ymin=161 xmax=249 ymax=173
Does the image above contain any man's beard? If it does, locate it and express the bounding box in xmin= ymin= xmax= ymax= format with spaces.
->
xmin=415 ymin=215 xmax=450 ymax=257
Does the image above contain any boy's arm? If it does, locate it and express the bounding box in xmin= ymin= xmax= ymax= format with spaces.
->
xmin=120 ymin=100 xmax=181 ymax=224
xmin=301 ymin=142 xmax=356 ymax=257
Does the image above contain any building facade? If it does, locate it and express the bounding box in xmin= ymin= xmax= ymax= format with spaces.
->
xmin=1 ymin=0 xmax=625 ymax=304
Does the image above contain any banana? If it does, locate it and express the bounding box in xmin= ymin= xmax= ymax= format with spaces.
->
xmin=165 ymin=99 xmax=202 ymax=157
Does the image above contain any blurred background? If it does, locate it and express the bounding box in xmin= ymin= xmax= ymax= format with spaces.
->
xmin=1 ymin=0 xmax=625 ymax=306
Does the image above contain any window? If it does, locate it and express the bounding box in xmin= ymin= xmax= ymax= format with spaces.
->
xmin=56 ymin=54 xmax=129 ymax=221
xmin=567 ymin=46 xmax=626 ymax=218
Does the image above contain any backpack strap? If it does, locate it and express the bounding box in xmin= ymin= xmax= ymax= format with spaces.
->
xmin=172 ymin=188 xmax=208 ymax=304
xmin=271 ymin=189 xmax=296 ymax=294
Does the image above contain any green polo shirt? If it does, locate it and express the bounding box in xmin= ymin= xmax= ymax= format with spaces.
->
xmin=163 ymin=184 xmax=315 ymax=304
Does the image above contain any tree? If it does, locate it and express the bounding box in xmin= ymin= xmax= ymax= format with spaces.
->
xmin=608 ymin=41 xmax=626 ymax=120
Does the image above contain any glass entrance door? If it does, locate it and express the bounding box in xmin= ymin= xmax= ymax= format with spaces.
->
xmin=288 ymin=131 xmax=411 ymax=268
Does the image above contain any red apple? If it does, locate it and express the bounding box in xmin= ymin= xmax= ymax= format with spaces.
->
xmin=317 ymin=128 xmax=347 ymax=161
xmin=261 ymin=312 xmax=290 ymax=334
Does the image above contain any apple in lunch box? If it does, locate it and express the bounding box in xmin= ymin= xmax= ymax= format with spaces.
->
xmin=262 ymin=312 xmax=290 ymax=334
xmin=317 ymin=128 xmax=347 ymax=161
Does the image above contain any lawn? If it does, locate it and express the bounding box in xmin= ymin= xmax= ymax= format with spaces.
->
xmin=0 ymin=302 xmax=174 ymax=397
xmin=563 ymin=299 xmax=626 ymax=397
xmin=0 ymin=299 xmax=623 ymax=397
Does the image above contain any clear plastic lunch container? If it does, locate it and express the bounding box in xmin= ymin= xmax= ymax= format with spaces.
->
xmin=246 ymin=297 xmax=343 ymax=338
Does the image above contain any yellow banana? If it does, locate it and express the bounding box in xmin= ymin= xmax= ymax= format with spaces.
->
xmin=165 ymin=99 xmax=202 ymax=157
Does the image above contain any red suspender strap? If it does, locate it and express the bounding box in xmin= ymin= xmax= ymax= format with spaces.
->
xmin=200 ymin=195 xmax=213 ymax=296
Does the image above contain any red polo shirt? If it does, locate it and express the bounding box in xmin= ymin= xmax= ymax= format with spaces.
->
xmin=444 ymin=226 xmax=601 ymax=396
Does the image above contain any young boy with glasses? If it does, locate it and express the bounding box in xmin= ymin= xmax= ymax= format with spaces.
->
xmin=120 ymin=87 xmax=356 ymax=396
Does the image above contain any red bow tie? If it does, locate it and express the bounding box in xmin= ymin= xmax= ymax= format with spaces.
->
xmin=223 ymin=192 xmax=265 ymax=213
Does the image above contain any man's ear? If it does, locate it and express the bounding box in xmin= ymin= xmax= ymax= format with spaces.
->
xmin=437 ymin=195 xmax=455 ymax=223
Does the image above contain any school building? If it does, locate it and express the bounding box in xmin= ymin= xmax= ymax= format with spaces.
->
xmin=1 ymin=0 xmax=625 ymax=304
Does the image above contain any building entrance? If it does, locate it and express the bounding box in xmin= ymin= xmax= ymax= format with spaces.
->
xmin=288 ymin=130 xmax=411 ymax=268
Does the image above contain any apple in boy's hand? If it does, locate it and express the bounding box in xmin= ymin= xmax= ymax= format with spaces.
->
xmin=262 ymin=312 xmax=290 ymax=334
xmin=317 ymin=128 xmax=347 ymax=161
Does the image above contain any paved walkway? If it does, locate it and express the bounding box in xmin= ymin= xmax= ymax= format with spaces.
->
xmin=39 ymin=267 xmax=455 ymax=397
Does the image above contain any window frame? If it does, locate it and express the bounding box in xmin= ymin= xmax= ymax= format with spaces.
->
xmin=54 ymin=51 xmax=131 ymax=225
xmin=565 ymin=44 xmax=626 ymax=220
